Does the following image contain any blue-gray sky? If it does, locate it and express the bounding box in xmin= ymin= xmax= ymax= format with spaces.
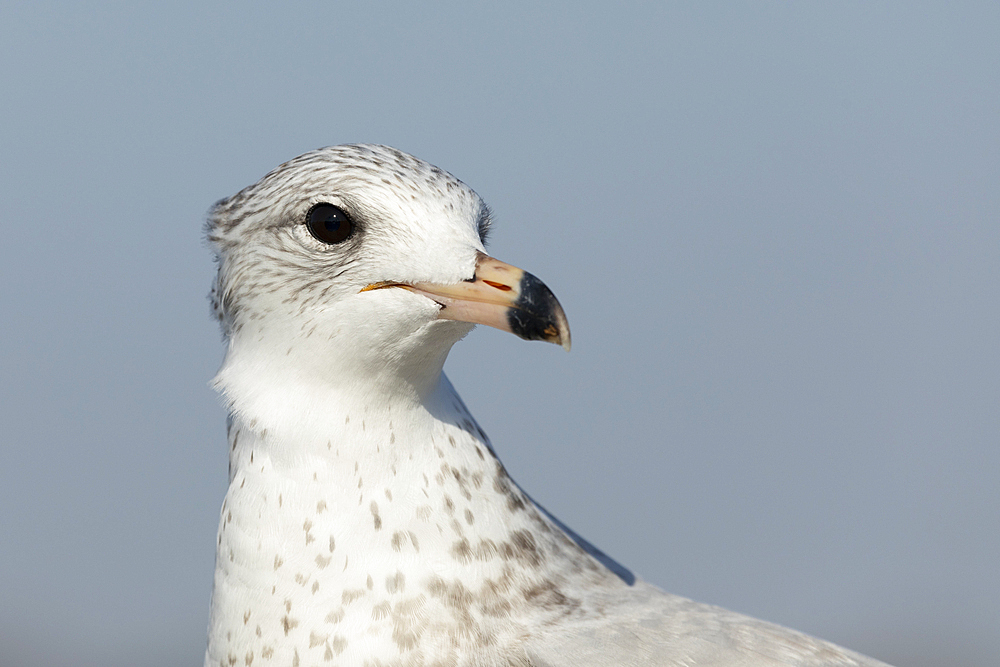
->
xmin=1 ymin=3 xmax=997 ymax=666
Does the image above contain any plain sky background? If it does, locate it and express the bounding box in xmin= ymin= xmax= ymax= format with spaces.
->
xmin=1 ymin=3 xmax=997 ymax=666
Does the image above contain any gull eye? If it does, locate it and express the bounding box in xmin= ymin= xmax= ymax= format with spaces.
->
xmin=306 ymin=203 xmax=354 ymax=244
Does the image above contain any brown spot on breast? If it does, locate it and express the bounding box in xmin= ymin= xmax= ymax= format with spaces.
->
xmin=394 ymin=594 xmax=426 ymax=617
xmin=427 ymin=576 xmax=474 ymax=611
xmin=372 ymin=600 xmax=391 ymax=620
xmin=451 ymin=538 xmax=472 ymax=562
xmin=386 ymin=571 xmax=405 ymax=594
xmin=500 ymin=530 xmax=543 ymax=568
xmin=493 ymin=470 xmax=527 ymax=512
xmin=393 ymin=626 xmax=420 ymax=651
xmin=523 ymin=579 xmax=579 ymax=613
xmin=474 ymin=538 xmax=499 ymax=560
xmin=391 ymin=599 xmax=425 ymax=652
xmin=342 ymin=588 xmax=366 ymax=604
xmin=281 ymin=615 xmax=298 ymax=635
xmin=479 ymin=582 xmax=513 ymax=618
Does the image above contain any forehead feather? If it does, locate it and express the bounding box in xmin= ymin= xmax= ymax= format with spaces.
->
xmin=207 ymin=144 xmax=484 ymax=243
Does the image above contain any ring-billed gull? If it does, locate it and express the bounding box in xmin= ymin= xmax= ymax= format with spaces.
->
xmin=204 ymin=144 xmax=891 ymax=666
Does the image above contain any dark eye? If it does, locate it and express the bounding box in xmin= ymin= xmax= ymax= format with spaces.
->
xmin=306 ymin=203 xmax=354 ymax=244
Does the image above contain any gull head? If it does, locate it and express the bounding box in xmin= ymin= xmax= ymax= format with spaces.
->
xmin=206 ymin=145 xmax=569 ymax=416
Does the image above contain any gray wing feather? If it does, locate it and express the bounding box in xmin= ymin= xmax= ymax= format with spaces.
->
xmin=526 ymin=581 xmax=891 ymax=667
